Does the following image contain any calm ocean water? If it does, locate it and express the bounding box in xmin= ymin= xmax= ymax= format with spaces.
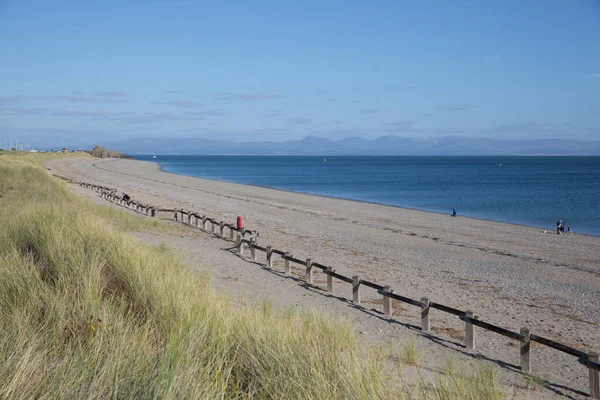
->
xmin=135 ymin=156 xmax=600 ymax=236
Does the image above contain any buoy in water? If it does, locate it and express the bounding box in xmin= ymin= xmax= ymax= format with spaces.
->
xmin=324 ymin=158 xmax=327 ymax=162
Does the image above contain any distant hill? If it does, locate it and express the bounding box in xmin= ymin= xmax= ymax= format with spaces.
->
xmin=89 ymin=145 xmax=133 ymax=159
xmin=100 ymin=136 xmax=600 ymax=156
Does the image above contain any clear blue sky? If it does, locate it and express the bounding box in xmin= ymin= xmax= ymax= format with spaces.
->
xmin=1 ymin=0 xmax=599 ymax=147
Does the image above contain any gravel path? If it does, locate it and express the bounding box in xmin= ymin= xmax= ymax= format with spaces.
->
xmin=49 ymin=157 xmax=600 ymax=399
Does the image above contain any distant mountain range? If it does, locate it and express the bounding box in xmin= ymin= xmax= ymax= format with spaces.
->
xmin=101 ymin=135 xmax=600 ymax=156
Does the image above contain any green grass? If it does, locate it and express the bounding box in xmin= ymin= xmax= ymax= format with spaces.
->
xmin=0 ymin=152 xmax=509 ymax=399
xmin=423 ymin=364 xmax=504 ymax=400
xmin=401 ymin=338 xmax=422 ymax=367
xmin=525 ymin=374 xmax=546 ymax=392
xmin=0 ymin=153 xmax=393 ymax=399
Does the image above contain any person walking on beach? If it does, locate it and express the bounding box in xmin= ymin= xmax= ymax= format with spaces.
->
xmin=557 ymin=220 xmax=565 ymax=235
xmin=452 ymin=207 xmax=457 ymax=217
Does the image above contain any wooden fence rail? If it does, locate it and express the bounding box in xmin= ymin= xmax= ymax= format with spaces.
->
xmin=56 ymin=175 xmax=600 ymax=398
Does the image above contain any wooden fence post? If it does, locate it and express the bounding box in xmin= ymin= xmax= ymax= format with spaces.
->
xmin=212 ymin=220 xmax=217 ymax=233
xmin=266 ymin=246 xmax=273 ymax=267
xmin=465 ymin=310 xmax=475 ymax=350
xmin=202 ymin=216 xmax=208 ymax=230
xmin=326 ymin=267 xmax=334 ymax=292
xmin=520 ymin=328 xmax=531 ymax=373
xmin=237 ymin=232 xmax=244 ymax=256
xmin=220 ymin=221 xmax=224 ymax=237
xmin=230 ymin=227 xmax=235 ymax=240
xmin=284 ymin=253 xmax=291 ymax=275
xmin=250 ymin=243 xmax=256 ymax=260
xmin=421 ymin=297 xmax=430 ymax=332
xmin=383 ymin=286 xmax=392 ymax=318
xmin=352 ymin=276 xmax=361 ymax=304
xmin=305 ymin=259 xmax=313 ymax=284
xmin=590 ymin=352 xmax=599 ymax=399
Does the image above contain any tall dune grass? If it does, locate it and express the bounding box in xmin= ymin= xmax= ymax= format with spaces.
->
xmin=0 ymin=154 xmax=393 ymax=399
xmin=0 ymin=153 xmax=507 ymax=399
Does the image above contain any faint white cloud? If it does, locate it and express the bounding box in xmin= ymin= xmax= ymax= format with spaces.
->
xmin=51 ymin=109 xmax=134 ymax=118
xmin=115 ymin=112 xmax=205 ymax=124
xmin=433 ymin=104 xmax=479 ymax=112
xmin=382 ymin=121 xmax=422 ymax=133
xmin=183 ymin=109 xmax=228 ymax=116
xmin=386 ymin=121 xmax=420 ymax=128
xmin=358 ymin=108 xmax=380 ymax=114
xmin=590 ymin=73 xmax=600 ymax=79
xmin=484 ymin=122 xmax=600 ymax=137
xmin=54 ymin=95 xmax=127 ymax=104
xmin=152 ymin=99 xmax=203 ymax=108
xmin=0 ymin=107 xmax=46 ymax=115
xmin=214 ymin=93 xmax=286 ymax=101
xmin=49 ymin=108 xmax=208 ymax=124
xmin=92 ymin=91 xmax=128 ymax=97
xmin=0 ymin=95 xmax=31 ymax=104
xmin=265 ymin=112 xmax=285 ymax=118
xmin=286 ymin=117 xmax=311 ymax=124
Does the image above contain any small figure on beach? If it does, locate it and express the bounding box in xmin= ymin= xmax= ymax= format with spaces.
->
xmin=123 ymin=193 xmax=131 ymax=202
xmin=451 ymin=207 xmax=457 ymax=217
xmin=556 ymin=220 xmax=565 ymax=235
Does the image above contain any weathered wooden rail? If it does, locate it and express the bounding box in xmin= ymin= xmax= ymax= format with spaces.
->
xmin=56 ymin=174 xmax=600 ymax=398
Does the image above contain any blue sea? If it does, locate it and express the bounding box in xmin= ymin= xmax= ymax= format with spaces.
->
xmin=135 ymin=156 xmax=600 ymax=236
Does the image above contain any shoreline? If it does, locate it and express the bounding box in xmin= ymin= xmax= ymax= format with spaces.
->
xmin=150 ymin=158 xmax=589 ymax=237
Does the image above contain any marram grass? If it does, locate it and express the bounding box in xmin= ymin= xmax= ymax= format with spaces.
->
xmin=0 ymin=152 xmax=506 ymax=399
xmin=0 ymin=154 xmax=391 ymax=399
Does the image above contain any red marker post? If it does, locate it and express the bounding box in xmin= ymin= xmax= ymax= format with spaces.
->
xmin=237 ymin=216 xmax=243 ymax=230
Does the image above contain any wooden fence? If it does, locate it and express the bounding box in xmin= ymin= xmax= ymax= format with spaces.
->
xmin=56 ymin=175 xmax=600 ymax=398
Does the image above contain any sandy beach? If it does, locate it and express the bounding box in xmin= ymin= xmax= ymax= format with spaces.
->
xmin=48 ymin=157 xmax=600 ymax=399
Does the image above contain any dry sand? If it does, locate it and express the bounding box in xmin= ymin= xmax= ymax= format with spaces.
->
xmin=48 ymin=157 xmax=600 ymax=399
